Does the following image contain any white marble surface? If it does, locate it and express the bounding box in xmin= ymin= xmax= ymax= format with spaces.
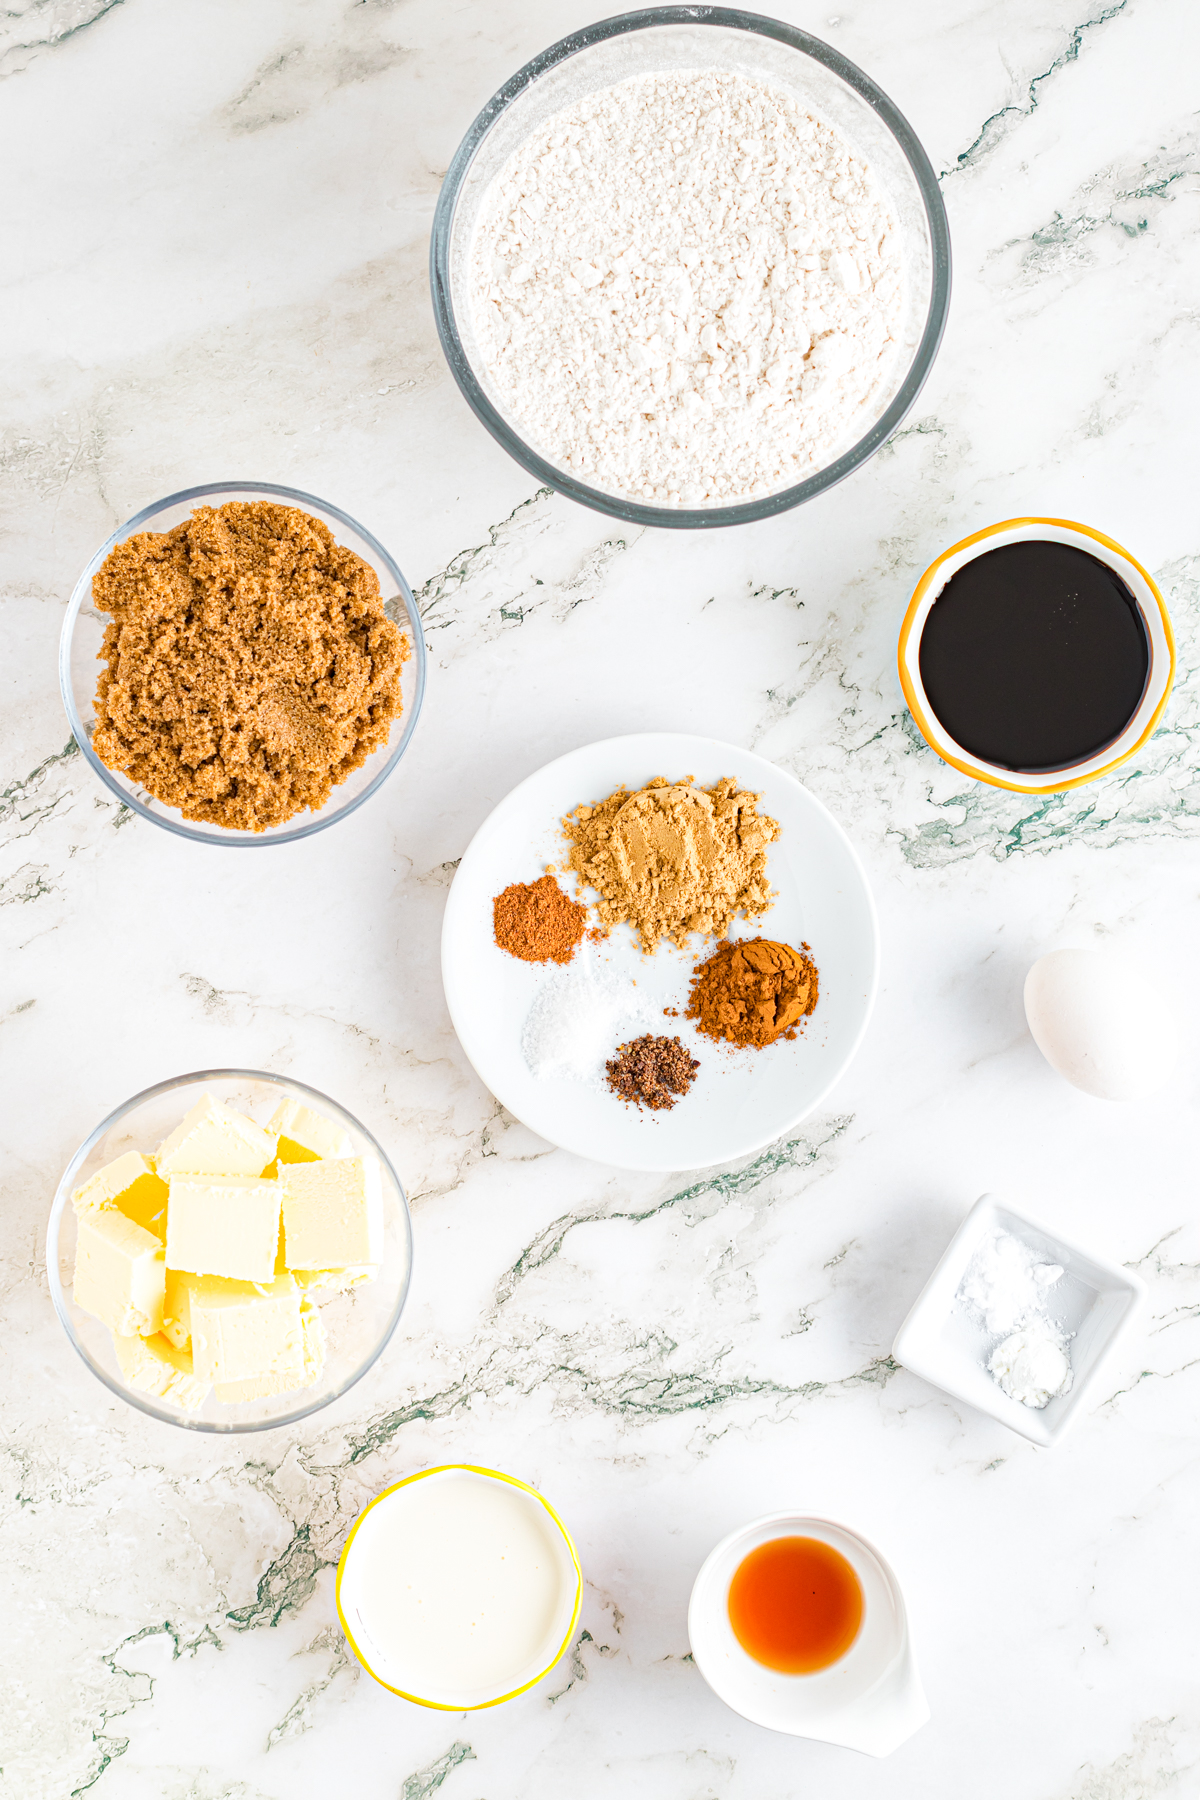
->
xmin=3 ymin=1 xmax=1200 ymax=1795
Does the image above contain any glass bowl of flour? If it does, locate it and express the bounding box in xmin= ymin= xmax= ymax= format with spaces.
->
xmin=431 ymin=9 xmax=950 ymax=528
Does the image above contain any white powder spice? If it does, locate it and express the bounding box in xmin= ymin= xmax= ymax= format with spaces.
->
xmin=469 ymin=68 xmax=903 ymax=507
xmin=522 ymin=950 xmax=658 ymax=1089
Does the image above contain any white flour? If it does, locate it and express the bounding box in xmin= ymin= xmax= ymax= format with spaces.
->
xmin=469 ymin=68 xmax=902 ymax=506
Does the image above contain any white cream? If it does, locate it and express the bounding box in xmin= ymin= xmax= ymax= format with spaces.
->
xmin=340 ymin=1472 xmax=573 ymax=1699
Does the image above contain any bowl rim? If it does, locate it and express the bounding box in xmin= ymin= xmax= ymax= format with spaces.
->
xmin=897 ymin=517 xmax=1176 ymax=794
xmin=335 ymin=1463 xmax=583 ymax=1707
xmin=59 ymin=479 xmax=428 ymax=846
xmin=46 ymin=1067 xmax=415 ymax=1434
xmin=429 ymin=4 xmax=952 ymax=530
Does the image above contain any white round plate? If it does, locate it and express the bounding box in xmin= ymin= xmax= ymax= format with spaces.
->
xmin=441 ymin=734 xmax=878 ymax=1173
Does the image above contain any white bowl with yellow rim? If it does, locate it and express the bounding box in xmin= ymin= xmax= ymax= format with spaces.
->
xmin=897 ymin=517 xmax=1174 ymax=794
xmin=336 ymin=1464 xmax=582 ymax=1709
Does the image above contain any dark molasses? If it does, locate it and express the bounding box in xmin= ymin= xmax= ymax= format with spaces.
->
xmin=917 ymin=541 xmax=1149 ymax=772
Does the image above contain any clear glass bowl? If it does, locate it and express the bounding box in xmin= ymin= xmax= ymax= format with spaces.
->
xmin=59 ymin=481 xmax=428 ymax=845
xmin=430 ymin=7 xmax=951 ymax=529
xmin=46 ymin=1070 xmax=413 ymax=1433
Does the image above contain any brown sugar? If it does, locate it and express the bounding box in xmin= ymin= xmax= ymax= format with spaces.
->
xmin=563 ymin=776 xmax=779 ymax=954
xmin=90 ymin=501 xmax=409 ymax=831
xmin=493 ymin=874 xmax=588 ymax=964
xmin=686 ymin=938 xmax=819 ymax=1049
xmin=605 ymin=1034 xmax=700 ymax=1110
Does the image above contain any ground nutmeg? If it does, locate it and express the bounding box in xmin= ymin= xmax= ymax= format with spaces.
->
xmin=605 ymin=1034 xmax=700 ymax=1111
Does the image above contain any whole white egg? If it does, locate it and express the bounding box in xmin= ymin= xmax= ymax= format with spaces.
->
xmin=1023 ymin=948 xmax=1180 ymax=1101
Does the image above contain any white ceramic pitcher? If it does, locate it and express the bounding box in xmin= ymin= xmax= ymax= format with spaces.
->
xmin=688 ymin=1512 xmax=929 ymax=1758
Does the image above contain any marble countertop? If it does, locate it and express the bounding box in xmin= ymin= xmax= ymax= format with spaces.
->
xmin=4 ymin=1 xmax=1200 ymax=1795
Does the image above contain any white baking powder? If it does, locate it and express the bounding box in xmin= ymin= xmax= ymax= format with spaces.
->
xmin=469 ymin=69 xmax=902 ymax=506
xmin=988 ymin=1329 xmax=1073 ymax=1410
xmin=958 ymin=1230 xmax=1065 ymax=1337
xmin=957 ymin=1228 xmax=1074 ymax=1409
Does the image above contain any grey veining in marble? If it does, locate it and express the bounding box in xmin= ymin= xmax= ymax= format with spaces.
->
xmin=3 ymin=1 xmax=1200 ymax=1797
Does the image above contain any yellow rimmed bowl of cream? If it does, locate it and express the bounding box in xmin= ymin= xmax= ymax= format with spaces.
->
xmin=336 ymin=1465 xmax=582 ymax=1708
xmin=898 ymin=517 xmax=1174 ymax=794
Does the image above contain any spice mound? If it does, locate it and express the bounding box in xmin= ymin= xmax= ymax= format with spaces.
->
xmin=522 ymin=949 xmax=656 ymax=1086
xmin=90 ymin=501 xmax=408 ymax=831
xmin=564 ymin=776 xmax=778 ymax=954
xmin=687 ymin=938 xmax=818 ymax=1048
xmin=605 ymin=1035 xmax=700 ymax=1111
xmin=493 ymin=874 xmax=587 ymax=965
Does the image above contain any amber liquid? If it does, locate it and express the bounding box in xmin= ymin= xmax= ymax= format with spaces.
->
xmin=727 ymin=1536 xmax=864 ymax=1674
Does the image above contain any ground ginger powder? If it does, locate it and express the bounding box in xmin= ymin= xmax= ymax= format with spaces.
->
xmin=563 ymin=776 xmax=778 ymax=953
xmin=90 ymin=501 xmax=408 ymax=831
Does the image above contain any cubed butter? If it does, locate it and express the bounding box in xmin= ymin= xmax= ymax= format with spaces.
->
xmin=214 ymin=1299 xmax=326 ymax=1402
xmin=73 ymin=1208 xmax=165 ymax=1337
xmin=188 ymin=1274 xmax=304 ymax=1385
xmin=267 ymin=1097 xmax=354 ymax=1163
xmin=156 ymin=1094 xmax=277 ymax=1178
xmin=72 ymin=1152 xmax=169 ymax=1240
xmin=165 ymin=1175 xmax=281 ymax=1282
xmin=293 ymin=1264 xmax=376 ymax=1293
xmin=280 ymin=1157 xmax=382 ymax=1270
xmin=161 ymin=1267 xmax=201 ymax=1351
xmin=114 ymin=1330 xmax=210 ymax=1411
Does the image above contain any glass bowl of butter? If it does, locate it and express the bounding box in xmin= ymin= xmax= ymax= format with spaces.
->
xmin=46 ymin=1070 xmax=413 ymax=1433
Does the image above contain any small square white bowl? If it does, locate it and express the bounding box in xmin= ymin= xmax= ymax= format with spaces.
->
xmin=892 ymin=1195 xmax=1146 ymax=1447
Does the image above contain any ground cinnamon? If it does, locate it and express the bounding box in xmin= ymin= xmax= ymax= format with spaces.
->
xmin=493 ymin=874 xmax=588 ymax=964
xmin=686 ymin=938 xmax=818 ymax=1048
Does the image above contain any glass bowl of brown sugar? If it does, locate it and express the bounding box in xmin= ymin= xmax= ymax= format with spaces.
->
xmin=60 ymin=481 xmax=428 ymax=845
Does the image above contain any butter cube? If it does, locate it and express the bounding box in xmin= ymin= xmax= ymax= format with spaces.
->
xmin=280 ymin=1157 xmax=382 ymax=1270
xmin=114 ymin=1330 xmax=210 ymax=1411
xmin=214 ymin=1299 xmax=326 ymax=1402
xmin=161 ymin=1268 xmax=201 ymax=1351
xmin=72 ymin=1152 xmax=169 ymax=1240
xmin=188 ymin=1274 xmax=303 ymax=1385
xmin=267 ymin=1098 xmax=354 ymax=1163
xmin=165 ymin=1175 xmax=281 ymax=1282
xmin=73 ymin=1209 xmax=165 ymax=1337
xmin=156 ymin=1095 xmax=277 ymax=1178
xmin=293 ymin=1264 xmax=376 ymax=1293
